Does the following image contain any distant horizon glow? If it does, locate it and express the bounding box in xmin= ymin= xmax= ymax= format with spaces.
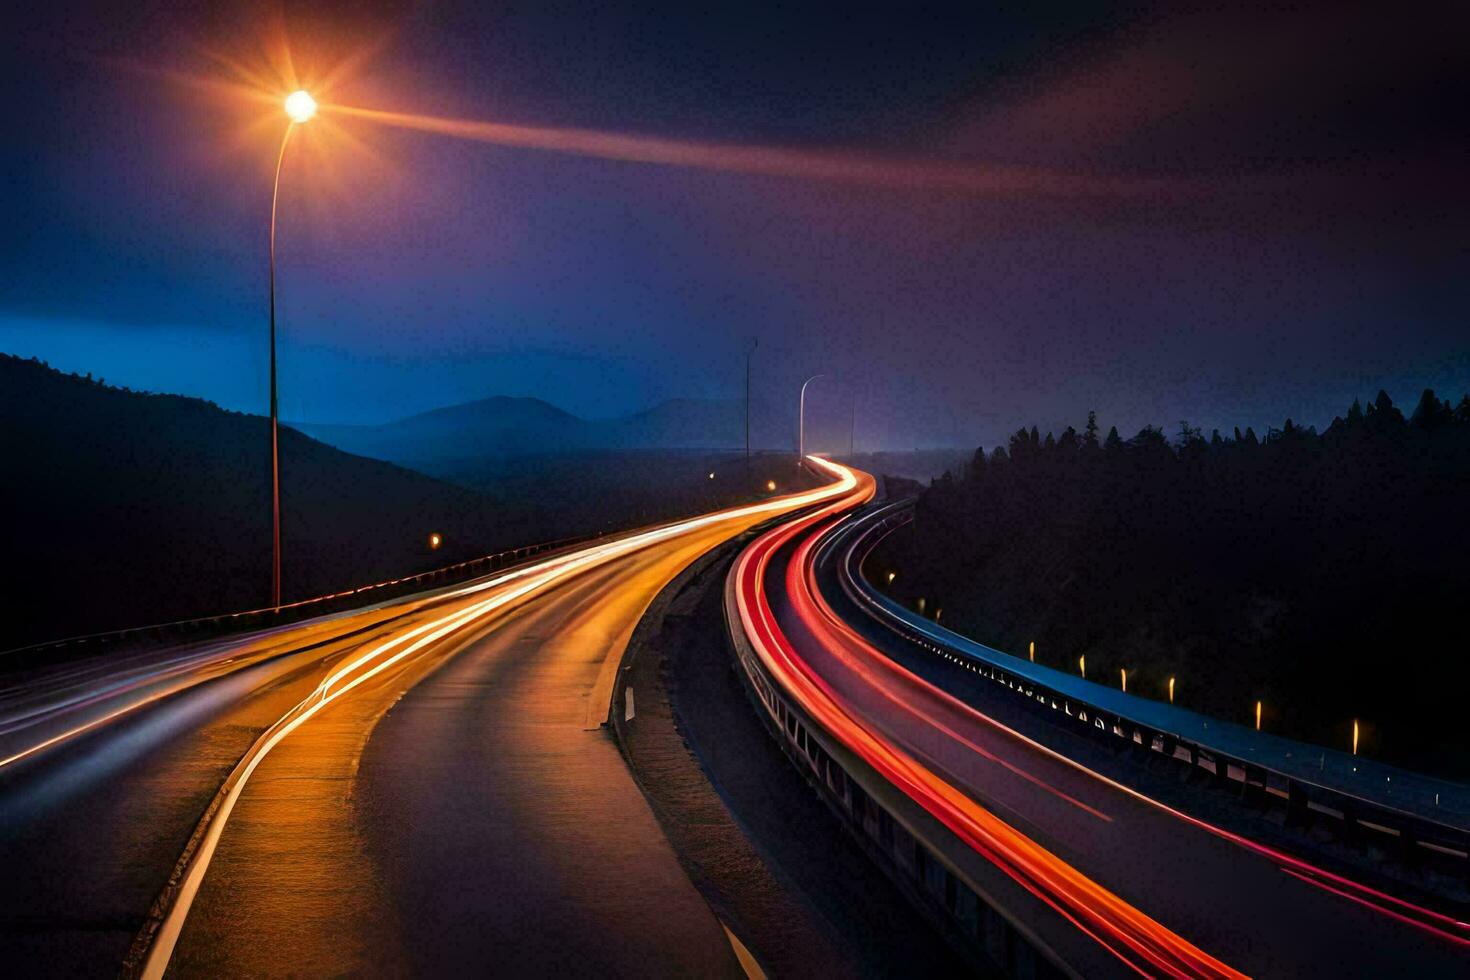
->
xmin=3 ymin=313 xmax=1465 ymax=454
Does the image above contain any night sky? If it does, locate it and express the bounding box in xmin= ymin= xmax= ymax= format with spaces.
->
xmin=4 ymin=1 xmax=1466 ymax=450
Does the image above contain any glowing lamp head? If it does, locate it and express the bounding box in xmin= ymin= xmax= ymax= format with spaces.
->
xmin=428 ymin=532 xmax=443 ymax=550
xmin=284 ymin=90 xmax=318 ymax=123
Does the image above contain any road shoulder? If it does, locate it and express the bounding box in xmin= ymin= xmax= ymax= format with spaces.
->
xmin=611 ymin=539 xmax=972 ymax=977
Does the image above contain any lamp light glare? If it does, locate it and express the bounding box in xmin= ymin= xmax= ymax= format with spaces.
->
xmin=285 ymin=90 xmax=318 ymax=122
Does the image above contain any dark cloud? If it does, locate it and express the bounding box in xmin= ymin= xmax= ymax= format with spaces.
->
xmin=2 ymin=2 xmax=1465 ymax=446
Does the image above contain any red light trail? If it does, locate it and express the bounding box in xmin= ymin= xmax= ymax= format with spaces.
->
xmin=734 ymin=458 xmax=1245 ymax=978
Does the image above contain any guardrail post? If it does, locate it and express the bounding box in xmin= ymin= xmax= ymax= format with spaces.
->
xmin=1158 ymin=734 xmax=1177 ymax=762
xmin=1242 ymin=764 xmax=1266 ymax=805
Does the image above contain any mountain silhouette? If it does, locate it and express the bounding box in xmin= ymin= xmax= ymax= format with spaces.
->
xmin=1 ymin=354 xmax=509 ymax=647
xmin=296 ymin=395 xmax=790 ymax=466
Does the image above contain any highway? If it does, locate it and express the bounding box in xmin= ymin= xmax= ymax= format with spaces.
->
xmin=9 ymin=452 xmax=1464 ymax=978
xmin=0 ymin=467 xmax=855 ymax=977
xmin=735 ymin=458 xmax=1470 ymax=978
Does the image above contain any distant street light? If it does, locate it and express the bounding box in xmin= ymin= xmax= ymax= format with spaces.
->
xmin=267 ymin=89 xmax=318 ymax=608
xmin=745 ymin=339 xmax=758 ymax=468
xmin=766 ymin=479 xmax=777 ymax=492
xmin=1029 ymin=641 xmax=1035 ymax=662
xmin=428 ymin=532 xmax=443 ymax=550
xmin=798 ymin=373 xmax=825 ymax=462
xmin=1120 ymin=668 xmax=1128 ymax=693
xmin=1079 ymin=655 xmax=1086 ymax=679
xmin=849 ymin=397 xmax=856 ymax=457
xmin=887 ymin=571 xmax=896 ymax=584
xmin=1352 ymin=719 xmax=1360 ymax=755
xmin=1168 ymin=676 xmax=1176 ymax=703
xmin=1255 ymin=700 xmax=1263 ymax=731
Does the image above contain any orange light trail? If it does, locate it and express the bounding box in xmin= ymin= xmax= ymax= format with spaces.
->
xmin=137 ymin=463 xmax=861 ymax=979
xmin=325 ymin=102 xmax=1185 ymax=199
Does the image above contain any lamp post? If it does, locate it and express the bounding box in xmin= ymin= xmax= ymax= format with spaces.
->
xmin=798 ymin=373 xmax=824 ymax=463
xmin=268 ymin=89 xmax=317 ymax=608
xmin=745 ymin=338 xmax=758 ymax=469
xmin=849 ymin=396 xmax=855 ymax=457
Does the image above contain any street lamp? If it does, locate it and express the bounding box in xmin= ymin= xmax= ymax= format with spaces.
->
xmin=268 ymin=89 xmax=317 ymax=608
xmin=849 ymin=396 xmax=856 ymax=457
xmin=798 ymin=373 xmax=825 ymax=463
xmin=284 ymin=90 xmax=318 ymax=123
xmin=745 ymin=338 xmax=758 ymax=468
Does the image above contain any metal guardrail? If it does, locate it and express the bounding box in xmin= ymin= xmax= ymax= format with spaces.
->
xmin=721 ymin=554 xmax=1078 ymax=979
xmin=0 ymin=532 xmax=603 ymax=665
xmin=832 ymin=499 xmax=1470 ymax=882
xmin=5 ymin=457 xmax=828 ymax=666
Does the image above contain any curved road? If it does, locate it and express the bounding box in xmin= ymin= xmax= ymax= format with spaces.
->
xmin=736 ymin=459 xmax=1470 ymax=978
xmin=0 ymin=468 xmax=854 ymax=977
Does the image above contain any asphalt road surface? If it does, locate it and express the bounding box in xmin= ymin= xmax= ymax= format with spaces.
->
xmin=737 ymin=462 xmax=1470 ymax=977
xmin=0 ymin=469 xmax=857 ymax=977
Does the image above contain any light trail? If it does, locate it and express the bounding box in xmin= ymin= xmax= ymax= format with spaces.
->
xmin=327 ymin=102 xmax=1186 ymax=199
xmin=1 ymin=465 xmax=852 ymax=775
xmin=1279 ymin=867 xmax=1470 ymax=948
xmin=733 ymin=459 xmax=1244 ymax=978
xmin=829 ymin=507 xmax=1470 ymax=948
xmin=789 ymin=521 xmax=1113 ymax=823
xmin=136 ymin=463 xmax=856 ymax=979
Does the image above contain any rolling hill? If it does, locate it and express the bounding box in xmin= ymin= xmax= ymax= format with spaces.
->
xmin=1 ymin=354 xmax=513 ymax=647
xmin=296 ymin=395 xmax=787 ymax=467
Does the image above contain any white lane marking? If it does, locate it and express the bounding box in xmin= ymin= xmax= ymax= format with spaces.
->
xmin=139 ymin=460 xmax=856 ymax=978
xmin=721 ymin=922 xmax=767 ymax=980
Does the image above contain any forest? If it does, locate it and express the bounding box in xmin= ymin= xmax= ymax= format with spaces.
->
xmin=872 ymin=389 xmax=1470 ymax=778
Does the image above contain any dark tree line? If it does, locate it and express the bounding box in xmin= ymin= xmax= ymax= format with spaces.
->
xmin=875 ymin=390 xmax=1470 ymax=778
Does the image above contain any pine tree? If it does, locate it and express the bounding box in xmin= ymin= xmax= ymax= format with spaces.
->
xmin=1084 ymin=410 xmax=1100 ymax=449
xmin=1008 ymin=427 xmax=1032 ymax=460
xmin=1410 ymin=388 xmax=1450 ymax=430
xmin=1371 ymin=390 xmax=1405 ymax=427
xmin=968 ymin=448 xmax=987 ymax=482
